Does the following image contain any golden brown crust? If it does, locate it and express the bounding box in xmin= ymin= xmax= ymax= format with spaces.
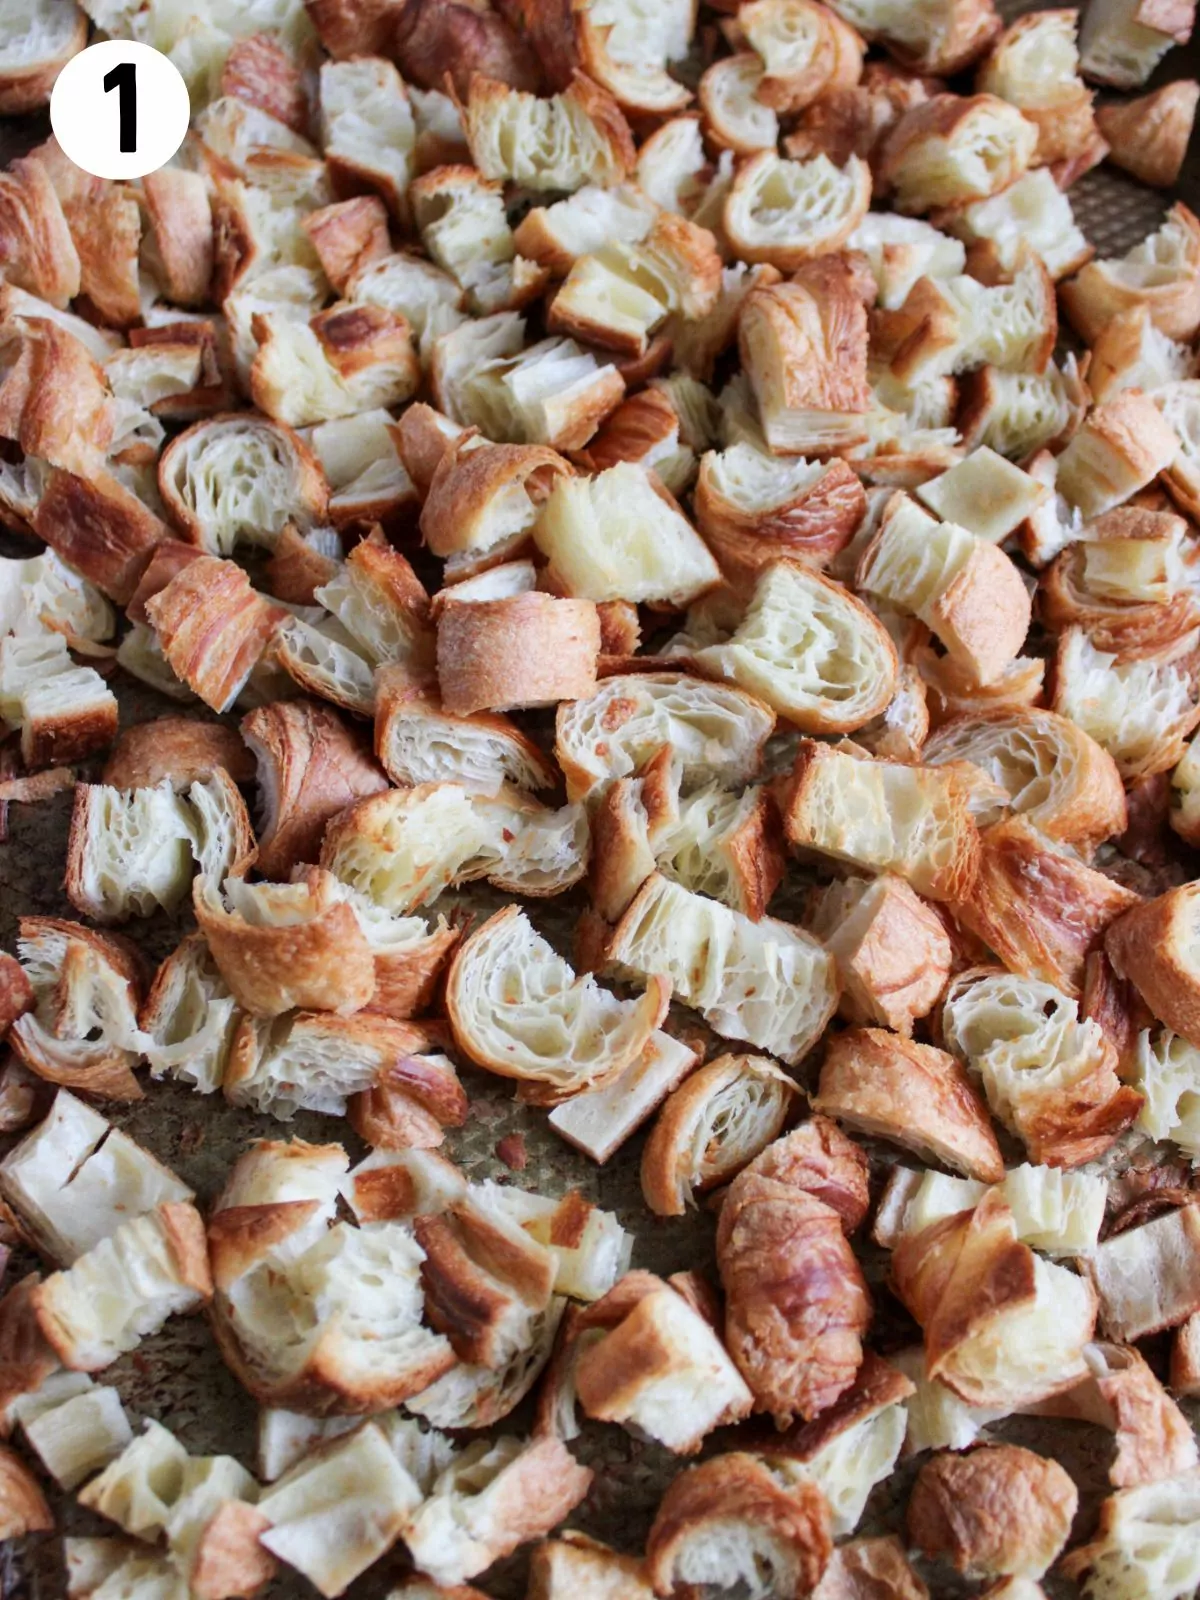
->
xmin=221 ymin=31 xmax=309 ymax=133
xmin=907 ymin=1444 xmax=1077 ymax=1578
xmin=421 ymin=438 xmax=572 ymax=559
xmin=740 ymin=1117 xmax=871 ymax=1235
xmin=144 ymin=557 xmax=285 ymax=714
xmin=394 ymin=0 xmax=541 ymax=96
xmin=0 ymin=155 xmax=78 ymax=308
xmin=0 ymin=1441 xmax=53 ymax=1538
xmin=436 ymin=592 xmax=601 ymax=714
xmin=305 ymin=0 xmax=404 ymax=58
xmin=189 ymin=1498 xmax=276 ymax=1600
xmin=808 ymin=874 xmax=953 ymax=1036
xmin=1105 ymin=882 xmax=1200 ymax=1047
xmin=816 ymin=1028 xmax=1004 ymax=1183
xmin=1061 ymin=202 xmax=1200 ymax=344
xmin=0 ymin=316 xmax=112 ymax=478
xmin=60 ymin=180 xmax=141 ymax=330
xmin=0 ymin=1274 xmax=60 ymax=1427
xmin=142 ymin=167 xmax=214 ymax=308
xmin=718 ymin=1165 xmax=871 ymax=1425
xmin=102 ymin=719 xmax=255 ymax=791
xmin=347 ymin=1050 xmax=468 ymax=1150
xmin=879 ymin=94 xmax=1036 ymax=212
xmin=0 ymin=953 xmax=33 ymax=1042
xmin=158 ymin=415 xmax=328 ymax=548
xmin=1096 ymin=80 xmax=1200 ymax=189
xmin=195 ymin=869 xmax=377 ymax=1018
xmin=747 ymin=1349 xmax=915 ymax=1463
xmin=955 ymin=816 xmax=1142 ymax=998
xmin=739 ymin=268 xmax=872 ymax=454
xmin=414 ymin=1200 xmax=555 ymax=1367
xmin=302 ymin=196 xmax=391 ymax=294
xmin=240 ymin=699 xmax=388 ymax=880
xmin=696 ymin=455 xmax=867 ymax=583
xmin=646 ymin=1453 xmax=833 ymax=1598
xmin=33 ymin=467 xmax=168 ymax=607
xmin=812 ymin=1536 xmax=930 ymax=1600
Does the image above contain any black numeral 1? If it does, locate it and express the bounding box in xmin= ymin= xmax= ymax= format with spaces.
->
xmin=103 ymin=61 xmax=137 ymax=153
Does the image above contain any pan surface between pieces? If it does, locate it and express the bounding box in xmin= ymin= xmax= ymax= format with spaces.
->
xmin=0 ymin=5 xmax=1198 ymax=1597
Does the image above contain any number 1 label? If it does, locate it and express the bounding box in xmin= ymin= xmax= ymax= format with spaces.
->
xmin=50 ymin=41 xmax=189 ymax=181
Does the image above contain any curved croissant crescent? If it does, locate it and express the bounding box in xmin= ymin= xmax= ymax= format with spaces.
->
xmin=447 ymin=905 xmax=669 ymax=1099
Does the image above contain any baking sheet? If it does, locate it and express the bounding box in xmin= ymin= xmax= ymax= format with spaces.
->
xmin=1 ymin=9 xmax=1199 ymax=1595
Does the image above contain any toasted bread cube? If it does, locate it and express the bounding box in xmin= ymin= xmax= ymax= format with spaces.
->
xmin=534 ymin=460 xmax=719 ymax=608
xmin=411 ymin=164 xmax=548 ymax=317
xmin=724 ymin=151 xmax=872 ymax=270
xmin=513 ymin=183 xmax=658 ymax=276
xmin=1053 ymin=628 xmax=1200 ymax=782
xmin=641 ymin=1053 xmax=798 ymax=1216
xmin=1078 ymin=0 xmax=1195 ymax=87
xmin=1061 ymin=203 xmax=1200 ymax=345
xmin=1083 ymin=1205 xmax=1200 ymax=1341
xmin=740 ymin=265 xmax=872 ymax=453
xmin=32 ymin=1203 xmax=211 ymax=1371
xmin=23 ymin=1383 xmax=131 ymax=1490
xmin=699 ymin=53 xmax=780 ymax=155
xmin=808 ymin=874 xmax=952 ymax=1035
xmin=607 ymin=873 xmax=837 ymax=1065
xmin=0 ymin=1090 xmax=192 ymax=1265
xmin=880 ymin=94 xmax=1037 ymax=214
xmin=548 ymin=1030 xmax=700 ymax=1165
xmin=404 ymin=1437 xmax=592 ymax=1587
xmin=463 ymin=72 xmax=634 ymax=192
xmin=319 ymin=57 xmax=414 ymax=219
xmin=917 ymin=446 xmax=1049 ymax=544
xmin=575 ymin=1279 xmax=753 ymax=1451
xmin=647 ymin=1453 xmax=831 ymax=1598
xmin=857 ymin=491 xmax=1031 ymax=685
xmin=258 ymin=1423 xmax=421 ymax=1599
xmin=782 ymin=739 xmax=979 ymax=902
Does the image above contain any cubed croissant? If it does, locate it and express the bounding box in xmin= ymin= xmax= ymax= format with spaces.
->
xmin=249 ymin=302 xmax=420 ymax=430
xmin=1078 ymin=0 xmax=1195 ymax=87
xmin=892 ymin=1189 xmax=1097 ymax=1409
xmin=976 ymin=9 xmax=1100 ymax=169
xmin=1053 ymin=390 xmax=1180 ymax=521
xmin=0 ymin=153 xmax=78 ymax=308
xmin=647 ymin=1453 xmax=833 ymax=1598
xmin=527 ymin=1533 xmax=654 ymax=1600
xmin=144 ymin=557 xmax=285 ymax=714
xmin=1052 ymin=628 xmax=1200 ymax=783
xmin=556 ymin=671 xmax=775 ymax=802
xmin=879 ymin=94 xmax=1037 ymax=214
xmin=1083 ymin=1203 xmax=1200 ymax=1342
xmin=533 ymin=460 xmax=720 ymax=608
xmin=724 ymin=151 xmax=872 ymax=270
xmin=739 ymin=262 xmax=872 ymax=453
xmin=446 ymin=905 xmax=668 ymax=1101
xmin=608 ymin=873 xmax=838 ymax=1066
xmin=1061 ymin=203 xmax=1200 ymax=345
xmin=641 ymin=1053 xmax=798 ymax=1216
xmin=32 ymin=1202 xmax=211 ymax=1372
xmin=808 ymin=874 xmax=952 ymax=1036
xmin=158 ymin=414 xmax=328 ymax=559
xmin=463 ymin=71 xmax=635 ymax=193
xmin=436 ymin=592 xmax=600 ymax=714
xmin=573 ymin=1273 xmax=753 ymax=1453
xmin=1106 ymin=883 xmax=1200 ymax=1050
xmin=938 ymin=168 xmax=1092 ymax=283
xmin=420 ymin=437 xmax=570 ymax=573
xmin=923 ymin=708 xmax=1126 ymax=851
xmin=513 ymin=182 xmax=659 ymax=276
xmin=738 ymin=0 xmax=865 ymax=111
xmin=700 ymin=53 xmax=780 ymax=156
xmin=941 ymin=967 xmax=1142 ymax=1169
xmin=718 ymin=1144 xmax=871 ymax=1424
xmin=695 ymin=442 xmax=866 ymax=581
xmin=816 ymin=1028 xmax=1003 ymax=1182
xmin=0 ymin=1 xmax=85 ymax=115
xmin=690 ymin=560 xmax=898 ymax=731
xmin=811 ymin=1537 xmax=930 ymax=1600
xmin=411 ymin=165 xmax=549 ymax=317
xmin=856 ymin=491 xmax=1031 ymax=687
xmin=548 ymin=1030 xmax=700 ymax=1166
xmin=560 ymin=0 xmax=697 ymax=117
xmin=955 ymin=816 xmax=1140 ymax=997
xmin=0 ymin=629 xmax=117 ymax=770
xmin=1061 ymin=1471 xmax=1200 ymax=1600
xmin=908 ymin=1444 xmax=1077 ymax=1579
xmin=8 ymin=916 xmax=144 ymax=1101
xmin=548 ymin=212 xmax=722 ymax=360
xmin=822 ymin=0 xmax=1002 ymax=74
xmin=782 ymin=738 xmax=980 ymax=902
xmin=1097 ymin=79 xmax=1199 ymax=188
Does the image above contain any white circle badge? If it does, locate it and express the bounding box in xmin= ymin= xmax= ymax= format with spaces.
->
xmin=50 ymin=40 xmax=191 ymax=182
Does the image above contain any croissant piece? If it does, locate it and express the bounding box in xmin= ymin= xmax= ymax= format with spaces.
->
xmin=976 ymin=10 xmax=1099 ymax=168
xmin=880 ymin=94 xmax=1036 ymax=214
xmin=808 ymin=874 xmax=952 ymax=1036
xmin=463 ymin=71 xmax=634 ymax=194
xmin=145 ymin=557 xmax=284 ymax=714
xmin=1061 ymin=203 xmax=1200 ymax=344
xmin=436 ymin=591 xmax=600 ymax=714
xmin=907 ymin=1444 xmax=1077 ymax=1579
xmin=724 ymin=151 xmax=872 ymax=270
xmin=1052 ymin=627 xmax=1200 ymax=783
